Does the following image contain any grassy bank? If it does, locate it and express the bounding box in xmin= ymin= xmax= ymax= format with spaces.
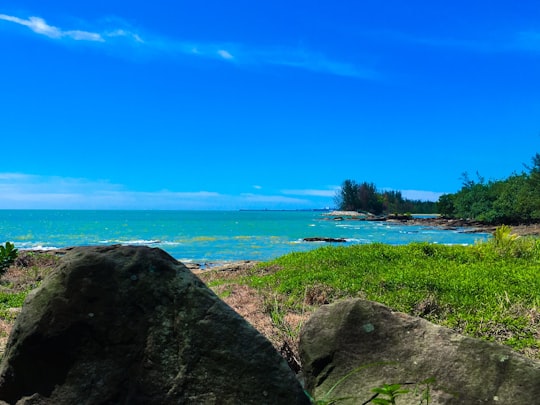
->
xmin=203 ymin=228 xmax=539 ymax=360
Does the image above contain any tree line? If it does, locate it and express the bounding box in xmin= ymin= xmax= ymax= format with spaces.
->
xmin=334 ymin=180 xmax=437 ymax=215
xmin=438 ymin=153 xmax=540 ymax=224
xmin=335 ymin=152 xmax=540 ymax=224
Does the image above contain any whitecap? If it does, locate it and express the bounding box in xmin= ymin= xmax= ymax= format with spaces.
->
xmin=120 ymin=239 xmax=161 ymax=245
xmin=22 ymin=245 xmax=60 ymax=251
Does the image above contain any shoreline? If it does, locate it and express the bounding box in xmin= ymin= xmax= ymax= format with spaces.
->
xmin=387 ymin=217 xmax=540 ymax=237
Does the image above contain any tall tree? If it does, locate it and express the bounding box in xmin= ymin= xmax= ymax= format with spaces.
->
xmin=335 ymin=179 xmax=359 ymax=211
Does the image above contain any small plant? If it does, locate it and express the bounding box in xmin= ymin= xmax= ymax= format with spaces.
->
xmin=306 ymin=366 xmax=434 ymax=405
xmin=0 ymin=242 xmax=18 ymax=276
xmin=370 ymin=383 xmax=410 ymax=404
xmin=493 ymin=225 xmax=519 ymax=246
xmin=485 ymin=225 xmax=538 ymax=258
xmin=368 ymin=378 xmax=435 ymax=405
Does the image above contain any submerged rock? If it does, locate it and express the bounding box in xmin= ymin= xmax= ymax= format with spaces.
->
xmin=300 ymin=298 xmax=540 ymax=404
xmin=0 ymin=245 xmax=308 ymax=404
xmin=302 ymin=237 xmax=347 ymax=243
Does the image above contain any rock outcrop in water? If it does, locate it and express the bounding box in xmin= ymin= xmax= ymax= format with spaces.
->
xmin=0 ymin=245 xmax=309 ymax=405
xmin=300 ymin=299 xmax=540 ymax=404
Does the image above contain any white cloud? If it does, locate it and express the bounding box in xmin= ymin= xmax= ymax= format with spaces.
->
xmin=0 ymin=173 xmax=332 ymax=209
xmin=67 ymin=30 xmax=103 ymax=42
xmin=106 ymin=29 xmax=144 ymax=43
xmin=0 ymin=173 xmax=215 ymax=209
xmin=217 ymin=49 xmax=234 ymax=59
xmin=0 ymin=14 xmax=104 ymax=42
xmin=0 ymin=12 xmax=376 ymax=78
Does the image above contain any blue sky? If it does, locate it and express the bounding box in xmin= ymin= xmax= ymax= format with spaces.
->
xmin=1 ymin=1 xmax=539 ymax=210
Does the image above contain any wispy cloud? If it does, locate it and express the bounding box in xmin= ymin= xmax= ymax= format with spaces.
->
xmin=105 ymin=28 xmax=144 ymax=43
xmin=0 ymin=12 xmax=375 ymax=79
xmin=0 ymin=173 xmax=331 ymax=209
xmin=0 ymin=14 xmax=104 ymax=42
xmin=263 ymin=47 xmax=376 ymax=78
xmin=0 ymin=173 xmax=221 ymax=209
xmin=217 ymin=49 xmax=234 ymax=60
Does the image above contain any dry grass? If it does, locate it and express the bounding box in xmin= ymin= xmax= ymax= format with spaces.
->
xmin=2 ymin=251 xmax=60 ymax=292
xmin=0 ymin=251 xmax=61 ymax=355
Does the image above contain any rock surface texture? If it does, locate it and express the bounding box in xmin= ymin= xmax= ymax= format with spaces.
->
xmin=300 ymin=298 xmax=540 ymax=405
xmin=0 ymin=245 xmax=308 ymax=405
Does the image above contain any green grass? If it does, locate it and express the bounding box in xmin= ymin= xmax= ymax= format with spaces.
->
xmin=241 ymin=237 xmax=540 ymax=358
xmin=0 ymin=290 xmax=28 ymax=325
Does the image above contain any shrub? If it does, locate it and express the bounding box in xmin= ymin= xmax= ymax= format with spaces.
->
xmin=0 ymin=242 xmax=18 ymax=276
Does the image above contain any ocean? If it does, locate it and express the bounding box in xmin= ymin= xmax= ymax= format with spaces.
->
xmin=0 ymin=210 xmax=490 ymax=265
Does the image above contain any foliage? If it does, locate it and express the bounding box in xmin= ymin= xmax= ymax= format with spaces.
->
xmin=0 ymin=242 xmax=18 ymax=276
xmin=370 ymin=383 xmax=410 ymax=405
xmin=244 ymin=235 xmax=540 ymax=359
xmin=0 ymin=251 xmax=60 ymax=342
xmin=438 ymin=153 xmax=540 ymax=224
xmin=334 ymin=180 xmax=437 ymax=215
xmin=0 ymin=290 xmax=28 ymax=323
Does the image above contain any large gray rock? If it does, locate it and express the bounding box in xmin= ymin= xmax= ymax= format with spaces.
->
xmin=0 ymin=245 xmax=309 ymax=404
xmin=300 ymin=298 xmax=540 ymax=404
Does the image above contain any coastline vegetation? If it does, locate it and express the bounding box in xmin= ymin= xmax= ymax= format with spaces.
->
xmin=334 ymin=180 xmax=438 ymax=215
xmin=438 ymin=152 xmax=540 ymax=224
xmin=204 ymin=227 xmax=540 ymax=360
xmin=336 ymin=152 xmax=540 ymax=225
xmin=0 ymin=242 xmax=18 ymax=277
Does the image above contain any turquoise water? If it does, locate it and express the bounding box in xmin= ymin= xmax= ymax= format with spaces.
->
xmin=0 ymin=210 xmax=489 ymax=264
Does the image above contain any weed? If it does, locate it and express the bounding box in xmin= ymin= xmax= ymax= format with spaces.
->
xmin=370 ymin=383 xmax=410 ymax=404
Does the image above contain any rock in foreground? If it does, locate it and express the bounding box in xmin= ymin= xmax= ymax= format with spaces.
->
xmin=300 ymin=298 xmax=540 ymax=404
xmin=0 ymin=245 xmax=308 ymax=405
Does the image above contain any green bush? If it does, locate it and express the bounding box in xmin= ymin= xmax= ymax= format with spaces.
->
xmin=438 ymin=153 xmax=540 ymax=224
xmin=0 ymin=242 xmax=18 ymax=276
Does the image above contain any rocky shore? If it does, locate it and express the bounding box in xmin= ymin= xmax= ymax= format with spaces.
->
xmin=325 ymin=211 xmax=540 ymax=237
xmin=388 ymin=216 xmax=540 ymax=236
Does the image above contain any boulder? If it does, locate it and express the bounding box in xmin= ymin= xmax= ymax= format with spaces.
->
xmin=300 ymin=298 xmax=540 ymax=404
xmin=0 ymin=245 xmax=309 ymax=405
